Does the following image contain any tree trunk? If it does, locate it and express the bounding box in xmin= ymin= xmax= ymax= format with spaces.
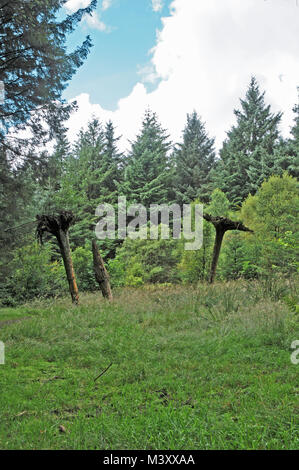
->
xmin=209 ymin=226 xmax=225 ymax=284
xmin=57 ymin=228 xmax=79 ymax=304
xmin=92 ymin=239 xmax=113 ymax=301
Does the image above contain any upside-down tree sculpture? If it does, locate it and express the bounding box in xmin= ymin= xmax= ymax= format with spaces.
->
xmin=203 ymin=213 xmax=253 ymax=284
xmin=36 ymin=211 xmax=79 ymax=304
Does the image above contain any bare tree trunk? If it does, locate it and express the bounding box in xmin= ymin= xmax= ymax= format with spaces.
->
xmin=57 ymin=228 xmax=79 ymax=304
xmin=92 ymin=239 xmax=113 ymax=301
xmin=209 ymin=226 xmax=225 ymax=284
xmin=36 ymin=211 xmax=79 ymax=305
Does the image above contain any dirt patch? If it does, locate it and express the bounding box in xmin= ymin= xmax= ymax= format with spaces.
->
xmin=0 ymin=317 xmax=30 ymax=329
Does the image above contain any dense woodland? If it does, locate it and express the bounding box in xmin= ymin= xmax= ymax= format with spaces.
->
xmin=0 ymin=1 xmax=298 ymax=306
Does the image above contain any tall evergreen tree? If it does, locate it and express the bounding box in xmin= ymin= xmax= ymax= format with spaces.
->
xmin=0 ymin=0 xmax=97 ymax=144
xmin=103 ymin=120 xmax=124 ymax=193
xmin=279 ymin=93 xmax=299 ymax=178
xmin=46 ymin=118 xmax=123 ymax=250
xmin=213 ymin=77 xmax=282 ymax=205
xmin=174 ymin=111 xmax=216 ymax=204
xmin=123 ymin=110 xmax=172 ymax=206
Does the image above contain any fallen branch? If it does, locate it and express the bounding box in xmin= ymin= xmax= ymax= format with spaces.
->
xmin=94 ymin=363 xmax=113 ymax=382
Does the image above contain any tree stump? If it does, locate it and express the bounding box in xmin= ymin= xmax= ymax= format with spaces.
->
xmin=92 ymin=239 xmax=113 ymax=301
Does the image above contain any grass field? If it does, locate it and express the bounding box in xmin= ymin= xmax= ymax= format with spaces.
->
xmin=0 ymin=279 xmax=298 ymax=450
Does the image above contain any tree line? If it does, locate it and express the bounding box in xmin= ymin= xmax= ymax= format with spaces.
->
xmin=0 ymin=1 xmax=298 ymax=304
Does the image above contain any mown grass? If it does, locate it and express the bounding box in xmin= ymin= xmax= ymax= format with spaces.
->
xmin=0 ymin=279 xmax=298 ymax=450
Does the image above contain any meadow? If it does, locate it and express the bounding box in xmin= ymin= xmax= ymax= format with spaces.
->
xmin=0 ymin=279 xmax=298 ymax=450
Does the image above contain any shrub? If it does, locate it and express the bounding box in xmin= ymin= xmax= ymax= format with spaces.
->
xmin=1 ymin=241 xmax=66 ymax=306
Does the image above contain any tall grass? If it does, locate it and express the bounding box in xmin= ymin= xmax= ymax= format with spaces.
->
xmin=0 ymin=279 xmax=298 ymax=449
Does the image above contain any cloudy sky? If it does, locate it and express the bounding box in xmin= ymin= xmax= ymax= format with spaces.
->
xmin=63 ymin=0 xmax=299 ymax=152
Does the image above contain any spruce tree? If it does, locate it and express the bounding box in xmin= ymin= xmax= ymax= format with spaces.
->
xmin=46 ymin=118 xmax=123 ymax=252
xmin=103 ymin=120 xmax=124 ymax=194
xmin=174 ymin=111 xmax=216 ymax=205
xmin=123 ymin=110 xmax=172 ymax=206
xmin=0 ymin=0 xmax=97 ymax=143
xmin=214 ymin=77 xmax=282 ymax=205
xmin=279 ymin=94 xmax=299 ymax=178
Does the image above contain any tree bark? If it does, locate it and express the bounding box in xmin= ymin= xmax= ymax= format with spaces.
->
xmin=57 ymin=228 xmax=79 ymax=305
xmin=92 ymin=239 xmax=113 ymax=301
xmin=209 ymin=226 xmax=225 ymax=284
xmin=36 ymin=211 xmax=79 ymax=305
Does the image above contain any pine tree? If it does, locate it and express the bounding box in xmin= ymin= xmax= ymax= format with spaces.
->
xmin=103 ymin=120 xmax=124 ymax=195
xmin=123 ymin=110 xmax=172 ymax=206
xmin=174 ymin=111 xmax=216 ymax=204
xmin=0 ymin=0 xmax=97 ymax=143
xmin=45 ymin=118 xmax=123 ymax=252
xmin=213 ymin=77 xmax=282 ymax=205
xmin=279 ymin=94 xmax=299 ymax=178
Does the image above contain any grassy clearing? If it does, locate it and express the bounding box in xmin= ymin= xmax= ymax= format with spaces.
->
xmin=0 ymin=279 xmax=298 ymax=450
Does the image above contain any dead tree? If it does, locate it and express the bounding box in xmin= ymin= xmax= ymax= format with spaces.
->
xmin=92 ymin=239 xmax=113 ymax=301
xmin=36 ymin=211 xmax=79 ymax=304
xmin=203 ymin=213 xmax=253 ymax=284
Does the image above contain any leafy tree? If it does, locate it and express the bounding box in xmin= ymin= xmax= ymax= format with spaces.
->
xmin=241 ymin=173 xmax=299 ymax=275
xmin=213 ymin=77 xmax=282 ymax=205
xmin=108 ymin=233 xmax=180 ymax=287
xmin=0 ymin=240 xmax=66 ymax=306
xmin=174 ymin=111 xmax=216 ymax=204
xmin=207 ymin=188 xmax=230 ymax=218
xmin=178 ymin=219 xmax=213 ymax=283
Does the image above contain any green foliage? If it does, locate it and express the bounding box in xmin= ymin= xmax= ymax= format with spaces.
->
xmin=37 ymin=118 xmax=123 ymax=258
xmin=0 ymin=0 xmax=96 ymax=286
xmin=0 ymin=0 xmax=96 ymax=140
xmin=213 ymin=77 xmax=283 ymax=205
xmin=178 ymin=219 xmax=214 ymax=283
xmin=122 ymin=110 xmax=172 ymax=206
xmin=241 ymin=173 xmax=299 ymax=276
xmin=174 ymin=111 xmax=216 ymax=204
xmin=72 ymin=243 xmax=97 ymax=292
xmin=0 ymin=241 xmax=66 ymax=306
xmin=109 ymin=228 xmax=180 ymax=287
xmin=283 ymin=296 xmax=299 ymax=315
xmin=207 ymin=188 xmax=230 ymax=217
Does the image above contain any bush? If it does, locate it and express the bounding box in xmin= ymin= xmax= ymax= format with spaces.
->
xmin=108 ymin=227 xmax=181 ymax=287
xmin=1 ymin=241 xmax=67 ymax=306
xmin=241 ymin=173 xmax=299 ymax=277
xmin=72 ymin=243 xmax=97 ymax=291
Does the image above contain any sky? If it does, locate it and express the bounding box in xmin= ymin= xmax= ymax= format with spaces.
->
xmin=63 ymin=0 xmax=299 ymax=153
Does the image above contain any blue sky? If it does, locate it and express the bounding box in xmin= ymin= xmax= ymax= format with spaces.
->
xmin=64 ymin=0 xmax=172 ymax=110
xmin=62 ymin=0 xmax=299 ymax=152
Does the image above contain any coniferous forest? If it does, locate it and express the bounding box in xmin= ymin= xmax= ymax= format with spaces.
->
xmin=0 ymin=0 xmax=298 ymax=452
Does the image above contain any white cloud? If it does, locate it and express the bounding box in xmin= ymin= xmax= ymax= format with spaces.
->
xmin=137 ymin=64 xmax=159 ymax=84
xmin=83 ymin=11 xmax=110 ymax=31
xmin=66 ymin=0 xmax=299 ymax=152
xmin=102 ymin=0 xmax=112 ymax=11
xmin=152 ymin=0 xmax=164 ymax=12
xmin=64 ymin=0 xmax=111 ymax=32
xmin=64 ymin=0 xmax=91 ymax=13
